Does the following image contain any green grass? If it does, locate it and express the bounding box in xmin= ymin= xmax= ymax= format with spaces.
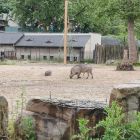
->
xmin=0 ymin=60 xmax=16 ymax=65
xmin=133 ymin=62 xmax=140 ymax=66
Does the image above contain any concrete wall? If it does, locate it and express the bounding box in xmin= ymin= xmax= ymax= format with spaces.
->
xmin=84 ymin=33 xmax=101 ymax=60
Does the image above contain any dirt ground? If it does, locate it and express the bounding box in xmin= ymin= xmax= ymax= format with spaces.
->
xmin=0 ymin=63 xmax=140 ymax=113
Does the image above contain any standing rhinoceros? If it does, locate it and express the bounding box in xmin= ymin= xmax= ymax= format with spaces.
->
xmin=69 ymin=64 xmax=93 ymax=79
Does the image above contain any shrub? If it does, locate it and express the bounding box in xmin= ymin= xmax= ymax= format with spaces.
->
xmin=71 ymin=118 xmax=92 ymax=140
xmin=73 ymin=102 xmax=140 ymax=140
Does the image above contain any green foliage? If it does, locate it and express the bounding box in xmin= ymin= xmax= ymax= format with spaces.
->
xmin=5 ymin=0 xmax=140 ymax=39
xmin=20 ymin=116 xmax=36 ymax=140
xmin=9 ymin=0 xmax=64 ymax=32
xmin=7 ymin=119 xmax=15 ymax=140
xmin=7 ymin=87 xmax=36 ymax=140
xmin=0 ymin=60 xmax=16 ymax=65
xmin=83 ymin=59 xmax=93 ymax=64
xmin=73 ymin=102 xmax=140 ymax=140
xmin=0 ymin=0 xmax=10 ymax=14
xmin=71 ymin=118 xmax=92 ymax=140
xmin=124 ymin=112 xmax=140 ymax=140
xmin=96 ymin=102 xmax=124 ymax=140
xmin=96 ymin=101 xmax=140 ymax=140
xmin=8 ymin=116 xmax=36 ymax=140
xmin=133 ymin=62 xmax=140 ymax=66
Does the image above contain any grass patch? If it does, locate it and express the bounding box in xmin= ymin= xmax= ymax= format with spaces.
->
xmin=133 ymin=63 xmax=140 ymax=66
xmin=0 ymin=60 xmax=16 ymax=65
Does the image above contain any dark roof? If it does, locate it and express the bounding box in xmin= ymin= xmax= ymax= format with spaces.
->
xmin=15 ymin=33 xmax=90 ymax=48
xmin=101 ymin=36 xmax=122 ymax=46
xmin=0 ymin=32 xmax=24 ymax=45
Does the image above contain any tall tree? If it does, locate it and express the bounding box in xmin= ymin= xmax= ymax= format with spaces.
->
xmin=93 ymin=0 xmax=140 ymax=63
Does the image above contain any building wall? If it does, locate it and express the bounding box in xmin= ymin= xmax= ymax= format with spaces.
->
xmin=16 ymin=47 xmax=82 ymax=62
xmin=0 ymin=45 xmax=15 ymax=59
xmin=0 ymin=33 xmax=102 ymax=61
xmin=0 ymin=45 xmax=15 ymax=51
xmin=84 ymin=33 xmax=101 ymax=60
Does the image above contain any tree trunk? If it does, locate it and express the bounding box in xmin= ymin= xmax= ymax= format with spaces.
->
xmin=128 ymin=18 xmax=137 ymax=63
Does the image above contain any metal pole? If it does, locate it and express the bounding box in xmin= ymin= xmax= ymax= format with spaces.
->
xmin=64 ymin=0 xmax=68 ymax=64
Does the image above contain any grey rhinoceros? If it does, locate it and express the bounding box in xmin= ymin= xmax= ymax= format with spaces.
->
xmin=69 ymin=64 xmax=93 ymax=79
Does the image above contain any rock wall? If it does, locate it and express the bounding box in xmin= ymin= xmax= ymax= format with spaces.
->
xmin=110 ymin=80 xmax=140 ymax=121
xmin=26 ymin=99 xmax=106 ymax=140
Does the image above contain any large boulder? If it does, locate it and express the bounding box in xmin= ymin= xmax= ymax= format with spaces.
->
xmin=26 ymin=98 xmax=107 ymax=140
xmin=109 ymin=80 xmax=140 ymax=121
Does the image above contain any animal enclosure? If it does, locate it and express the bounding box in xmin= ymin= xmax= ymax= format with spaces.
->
xmin=0 ymin=63 xmax=140 ymax=116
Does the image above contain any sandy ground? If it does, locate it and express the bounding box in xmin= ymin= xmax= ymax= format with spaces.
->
xmin=0 ymin=63 xmax=140 ymax=114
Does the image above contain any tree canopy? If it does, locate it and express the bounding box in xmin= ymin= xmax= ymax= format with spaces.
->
xmin=3 ymin=0 xmax=140 ymax=44
xmin=9 ymin=0 xmax=64 ymax=32
xmin=0 ymin=0 xmax=9 ymax=14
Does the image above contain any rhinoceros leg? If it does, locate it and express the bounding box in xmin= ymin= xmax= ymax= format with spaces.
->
xmin=86 ymin=72 xmax=89 ymax=79
xmin=77 ymin=72 xmax=81 ymax=79
xmin=90 ymin=71 xmax=93 ymax=79
xmin=69 ymin=73 xmax=75 ymax=79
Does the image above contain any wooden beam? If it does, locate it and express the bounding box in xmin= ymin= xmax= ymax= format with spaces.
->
xmin=64 ymin=0 xmax=68 ymax=64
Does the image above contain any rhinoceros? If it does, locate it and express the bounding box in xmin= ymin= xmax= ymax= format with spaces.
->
xmin=69 ymin=64 xmax=93 ymax=79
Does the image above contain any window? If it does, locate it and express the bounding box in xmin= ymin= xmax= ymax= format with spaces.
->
xmin=21 ymin=55 xmax=24 ymax=59
xmin=50 ymin=56 xmax=54 ymax=60
xmin=28 ymin=55 xmax=31 ymax=60
xmin=74 ymin=57 xmax=77 ymax=61
xmin=43 ymin=56 xmax=47 ymax=60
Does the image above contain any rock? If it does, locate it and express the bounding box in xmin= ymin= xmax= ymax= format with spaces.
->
xmin=45 ymin=70 xmax=52 ymax=76
xmin=26 ymin=98 xmax=107 ymax=140
xmin=0 ymin=96 xmax=8 ymax=139
xmin=109 ymin=81 xmax=140 ymax=121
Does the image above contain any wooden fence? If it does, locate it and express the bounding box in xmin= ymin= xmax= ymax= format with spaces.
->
xmin=93 ymin=44 xmax=124 ymax=64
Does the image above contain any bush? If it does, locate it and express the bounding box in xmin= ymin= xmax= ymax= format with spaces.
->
xmin=73 ymin=102 xmax=140 ymax=140
xmin=71 ymin=118 xmax=92 ymax=140
xmin=19 ymin=116 xmax=36 ymax=140
xmin=96 ymin=101 xmax=140 ymax=140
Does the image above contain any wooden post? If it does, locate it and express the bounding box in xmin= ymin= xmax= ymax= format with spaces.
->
xmin=64 ymin=0 xmax=68 ymax=64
